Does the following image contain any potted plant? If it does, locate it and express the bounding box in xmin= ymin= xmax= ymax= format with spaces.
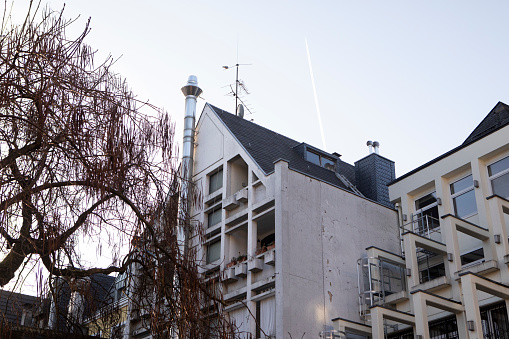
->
xmin=266 ymin=241 xmax=275 ymax=251
xmin=226 ymin=257 xmax=238 ymax=268
xmin=255 ymin=246 xmax=268 ymax=256
xmin=237 ymin=254 xmax=248 ymax=263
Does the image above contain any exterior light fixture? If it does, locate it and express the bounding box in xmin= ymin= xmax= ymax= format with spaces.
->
xmin=495 ymin=234 xmax=501 ymax=244
xmin=447 ymin=253 xmax=454 ymax=262
xmin=402 ymin=214 xmax=408 ymax=222
xmin=467 ymin=320 xmax=475 ymax=331
xmin=474 ymin=180 xmax=479 ymax=188
xmin=406 ymin=268 xmax=412 ymax=277
xmin=437 ymin=198 xmax=442 ymax=206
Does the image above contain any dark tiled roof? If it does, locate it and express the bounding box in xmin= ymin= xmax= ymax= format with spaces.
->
xmin=0 ymin=289 xmax=45 ymax=325
xmin=463 ymin=102 xmax=509 ymax=145
xmin=391 ymin=101 xmax=509 ymax=185
xmin=208 ymin=104 xmax=355 ymax=191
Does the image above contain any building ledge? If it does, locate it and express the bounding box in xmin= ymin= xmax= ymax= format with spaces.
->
xmin=225 ymin=209 xmax=248 ymax=226
xmin=384 ymin=290 xmax=409 ymax=304
xmin=251 ymin=276 xmax=275 ymax=292
xmin=455 ymin=260 xmax=499 ymax=280
xmin=224 ymin=287 xmax=247 ymax=303
xmin=204 ymin=190 xmax=222 ymax=206
xmin=412 ymin=275 xmax=450 ymax=292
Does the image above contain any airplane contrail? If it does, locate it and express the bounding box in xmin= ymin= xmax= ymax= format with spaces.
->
xmin=305 ymin=37 xmax=327 ymax=152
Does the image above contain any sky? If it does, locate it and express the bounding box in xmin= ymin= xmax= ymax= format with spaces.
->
xmin=5 ymin=0 xmax=509 ymax=294
xmin=10 ymin=0 xmax=509 ymax=177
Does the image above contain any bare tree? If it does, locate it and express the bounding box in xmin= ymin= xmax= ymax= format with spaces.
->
xmin=0 ymin=1 xmax=173 ymax=287
xmin=0 ymin=3 xmax=239 ymax=337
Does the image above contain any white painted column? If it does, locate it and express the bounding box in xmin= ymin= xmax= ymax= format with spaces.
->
xmin=370 ymin=308 xmax=385 ymax=339
xmin=412 ymin=293 xmax=430 ymax=338
xmin=461 ymin=274 xmax=483 ymax=339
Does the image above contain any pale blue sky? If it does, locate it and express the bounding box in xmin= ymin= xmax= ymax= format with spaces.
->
xmin=11 ymin=1 xmax=509 ymax=176
xmin=6 ymin=0 xmax=509 ymax=295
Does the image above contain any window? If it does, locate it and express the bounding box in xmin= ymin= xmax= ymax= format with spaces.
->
xmin=450 ymin=174 xmax=477 ymax=218
xmin=488 ymin=155 xmax=509 ymax=199
xmin=419 ymin=262 xmax=445 ymax=284
xmin=306 ymin=150 xmax=336 ymax=171
xmin=208 ymin=208 xmax=221 ymax=228
xmin=461 ymin=247 xmax=484 ymax=266
xmin=481 ymin=302 xmax=509 ymax=339
xmin=414 ymin=192 xmax=440 ymax=234
xmin=209 ymin=169 xmax=223 ymax=194
xmin=206 ymin=240 xmax=221 ymax=264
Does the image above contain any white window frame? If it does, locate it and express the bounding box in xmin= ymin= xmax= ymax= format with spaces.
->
xmin=487 ymin=154 xmax=509 ymax=197
xmin=450 ymin=174 xmax=477 ymax=219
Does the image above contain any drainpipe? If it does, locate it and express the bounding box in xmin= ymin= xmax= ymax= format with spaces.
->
xmin=180 ymin=75 xmax=202 ymax=254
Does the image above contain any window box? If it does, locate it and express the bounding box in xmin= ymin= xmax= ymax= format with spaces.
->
xmin=222 ymin=267 xmax=238 ymax=283
xmin=223 ymin=194 xmax=239 ymax=211
xmin=235 ymin=262 xmax=248 ymax=278
xmin=264 ymin=248 xmax=275 ymax=266
xmin=235 ymin=188 xmax=248 ymax=203
xmin=248 ymin=258 xmax=264 ymax=273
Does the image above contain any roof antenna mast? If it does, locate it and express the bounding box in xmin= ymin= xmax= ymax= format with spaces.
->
xmin=222 ymin=62 xmax=254 ymax=118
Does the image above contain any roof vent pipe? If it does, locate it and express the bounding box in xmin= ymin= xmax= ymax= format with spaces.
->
xmin=367 ymin=140 xmax=373 ymax=154
xmin=180 ymin=75 xmax=202 ymax=254
xmin=373 ymin=141 xmax=380 ymax=155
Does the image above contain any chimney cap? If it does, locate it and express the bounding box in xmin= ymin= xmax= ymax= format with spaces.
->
xmin=366 ymin=140 xmax=373 ymax=146
xmin=373 ymin=141 xmax=380 ymax=147
xmin=181 ymin=75 xmax=202 ymax=97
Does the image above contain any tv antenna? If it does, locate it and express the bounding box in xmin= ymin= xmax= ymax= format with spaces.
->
xmin=222 ymin=63 xmax=254 ymax=117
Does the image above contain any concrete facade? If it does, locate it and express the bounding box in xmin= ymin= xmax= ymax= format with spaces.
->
xmin=191 ymin=104 xmax=399 ymax=338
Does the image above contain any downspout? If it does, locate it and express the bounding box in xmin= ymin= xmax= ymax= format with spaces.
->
xmin=180 ymin=75 xmax=202 ymax=255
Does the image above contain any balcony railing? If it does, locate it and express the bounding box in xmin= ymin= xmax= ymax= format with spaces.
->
xmin=401 ymin=214 xmax=441 ymax=239
xmin=357 ymin=257 xmax=406 ymax=320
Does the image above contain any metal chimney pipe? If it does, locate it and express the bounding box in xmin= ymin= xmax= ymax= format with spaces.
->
xmin=181 ymin=75 xmax=202 ymax=178
xmin=373 ymin=141 xmax=380 ymax=155
xmin=367 ymin=140 xmax=373 ymax=154
xmin=180 ymin=75 xmax=202 ymax=253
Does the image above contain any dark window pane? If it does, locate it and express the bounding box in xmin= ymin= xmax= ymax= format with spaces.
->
xmin=209 ymin=169 xmax=223 ymax=193
xmin=415 ymin=193 xmax=437 ymax=210
xmin=450 ymin=174 xmax=473 ymax=194
xmin=461 ymin=248 xmax=484 ymax=266
xmin=488 ymin=156 xmax=509 ymax=176
xmin=453 ymin=189 xmax=477 ymax=218
xmin=492 ymin=172 xmax=509 ymax=199
xmin=208 ymin=209 xmax=221 ymax=228
xmin=207 ymin=240 xmax=221 ymax=263
xmin=306 ymin=150 xmax=320 ymax=166
xmin=420 ymin=262 xmax=445 ymax=284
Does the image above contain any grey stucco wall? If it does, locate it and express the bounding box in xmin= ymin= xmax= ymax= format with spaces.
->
xmin=275 ymin=161 xmax=399 ymax=338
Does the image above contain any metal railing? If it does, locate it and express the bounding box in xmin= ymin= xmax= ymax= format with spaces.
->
xmin=357 ymin=257 xmax=406 ymax=321
xmin=400 ymin=214 xmax=441 ymax=239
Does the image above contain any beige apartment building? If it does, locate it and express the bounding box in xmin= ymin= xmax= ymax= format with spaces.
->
xmin=333 ymin=102 xmax=509 ymax=339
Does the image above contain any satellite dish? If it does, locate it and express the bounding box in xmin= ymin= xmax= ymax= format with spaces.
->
xmin=324 ymin=163 xmax=336 ymax=172
xmin=237 ymin=104 xmax=244 ymax=118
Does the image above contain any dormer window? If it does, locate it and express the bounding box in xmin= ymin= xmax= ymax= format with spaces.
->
xmin=306 ymin=150 xmax=336 ymax=171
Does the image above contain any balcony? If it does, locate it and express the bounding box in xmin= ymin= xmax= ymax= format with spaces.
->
xmin=357 ymin=256 xmax=407 ymax=320
xmin=401 ymin=214 xmax=441 ymax=242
